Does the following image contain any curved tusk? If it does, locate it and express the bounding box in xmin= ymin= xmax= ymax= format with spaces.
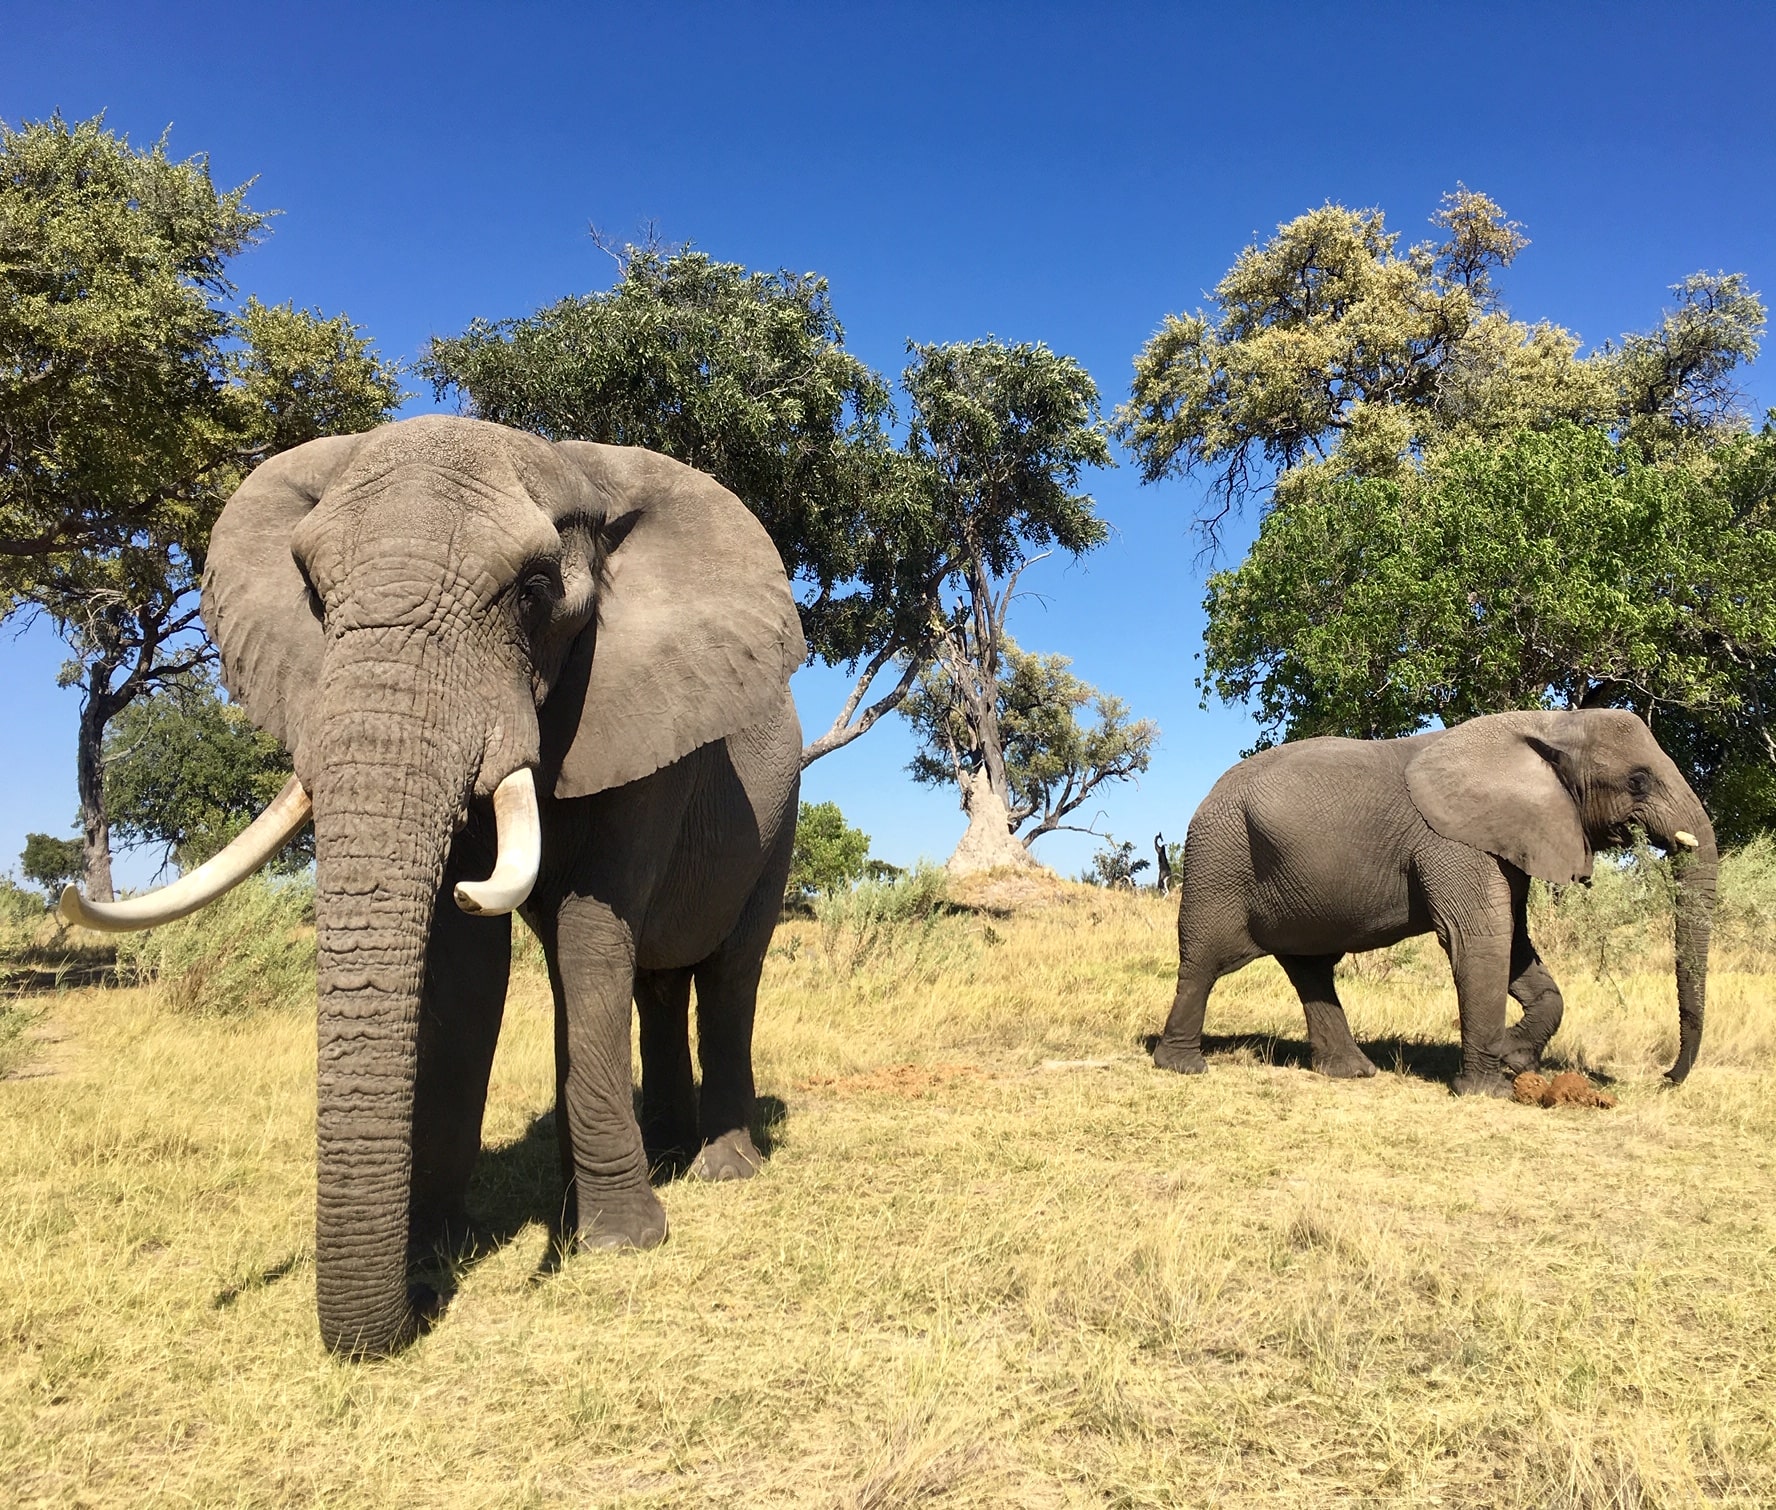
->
xmin=454 ymin=768 xmax=541 ymax=916
xmin=58 ymin=775 xmax=312 ymax=933
xmin=1673 ymin=831 xmax=1700 ymax=850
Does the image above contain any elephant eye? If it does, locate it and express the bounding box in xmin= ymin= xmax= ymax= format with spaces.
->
xmin=1627 ymin=769 xmax=1652 ymax=798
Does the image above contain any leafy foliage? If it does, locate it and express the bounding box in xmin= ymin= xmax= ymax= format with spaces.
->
xmin=1117 ymin=188 xmax=1764 ymax=535
xmin=903 ymin=638 xmax=1157 ymax=846
xmin=0 ymin=113 xmax=402 ymax=895
xmin=786 ymin=800 xmax=872 ymax=906
xmin=1201 ymin=423 xmax=1776 ymax=837
xmin=103 ymin=672 xmax=308 ymax=870
xmin=1079 ymin=835 xmax=1150 ymax=889
xmin=18 ymin=833 xmax=83 ymax=896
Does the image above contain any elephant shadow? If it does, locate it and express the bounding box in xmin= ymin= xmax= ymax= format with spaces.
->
xmin=416 ymin=1092 xmax=790 ymax=1300
xmin=1139 ymin=1030 xmax=1467 ymax=1085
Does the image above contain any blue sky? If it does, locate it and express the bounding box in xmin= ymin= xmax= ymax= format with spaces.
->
xmin=4 ymin=1 xmax=1774 ymax=885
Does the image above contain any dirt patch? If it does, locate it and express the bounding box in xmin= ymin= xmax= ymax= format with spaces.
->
xmin=1512 ymin=1070 xmax=1617 ymax=1109
xmin=798 ymin=1062 xmax=985 ymax=1099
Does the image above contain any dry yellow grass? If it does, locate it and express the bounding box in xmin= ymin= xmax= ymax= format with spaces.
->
xmin=3 ymin=881 xmax=1774 ymax=1507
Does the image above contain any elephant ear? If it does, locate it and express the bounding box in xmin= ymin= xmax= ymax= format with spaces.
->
xmin=1404 ymin=713 xmax=1593 ymax=883
xmin=546 ymin=441 xmax=806 ymax=798
xmin=201 ymin=435 xmax=366 ymax=758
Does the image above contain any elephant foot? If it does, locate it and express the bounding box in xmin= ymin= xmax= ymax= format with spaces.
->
xmin=1497 ymin=1038 xmax=1543 ymax=1076
xmin=1451 ymin=1071 xmax=1514 ymax=1099
xmin=1313 ymin=1048 xmax=1378 ymax=1079
xmin=689 ymin=1129 xmax=764 ymax=1182
xmin=576 ymin=1188 xmax=669 ymax=1251
xmin=1153 ymin=1040 xmax=1208 ymax=1075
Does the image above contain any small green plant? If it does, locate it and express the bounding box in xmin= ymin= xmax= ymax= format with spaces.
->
xmin=787 ymin=800 xmax=873 ymax=906
xmin=1079 ymin=835 xmax=1150 ymax=889
xmin=114 ymin=875 xmax=315 ymax=1017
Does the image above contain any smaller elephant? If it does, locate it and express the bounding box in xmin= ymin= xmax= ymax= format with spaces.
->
xmin=1153 ymin=710 xmax=1716 ymax=1095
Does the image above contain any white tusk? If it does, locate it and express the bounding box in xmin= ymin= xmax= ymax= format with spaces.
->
xmin=1673 ymin=831 xmax=1700 ymax=850
xmin=454 ymin=768 xmax=541 ymax=916
xmin=58 ymin=775 xmax=312 ymax=933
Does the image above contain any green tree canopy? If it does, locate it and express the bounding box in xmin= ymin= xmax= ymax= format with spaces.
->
xmin=19 ymin=833 xmax=83 ymax=898
xmin=0 ymin=113 xmax=403 ymax=897
xmin=903 ymin=637 xmax=1157 ymax=854
xmin=785 ymin=800 xmax=872 ymax=906
xmin=1116 ymin=188 xmax=1764 ymax=536
xmin=1202 ymin=423 xmax=1776 ymax=839
xmin=104 ymin=672 xmax=308 ymax=872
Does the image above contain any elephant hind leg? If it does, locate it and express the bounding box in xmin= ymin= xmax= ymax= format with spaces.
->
xmin=684 ymin=824 xmax=794 ymax=1184
xmin=1277 ymin=954 xmax=1377 ymax=1079
xmin=1155 ymin=939 xmax=1252 ymax=1074
xmin=635 ymin=966 xmax=697 ymax=1173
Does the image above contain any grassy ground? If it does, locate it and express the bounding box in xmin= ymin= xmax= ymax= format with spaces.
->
xmin=2 ymin=875 xmax=1774 ymax=1507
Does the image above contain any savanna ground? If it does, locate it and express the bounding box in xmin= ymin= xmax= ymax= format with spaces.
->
xmin=2 ymin=851 xmax=1775 ymax=1509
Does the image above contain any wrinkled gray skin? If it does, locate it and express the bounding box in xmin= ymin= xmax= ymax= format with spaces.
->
xmin=1153 ymin=711 xmax=1716 ymax=1096
xmin=202 ymin=417 xmax=804 ymax=1358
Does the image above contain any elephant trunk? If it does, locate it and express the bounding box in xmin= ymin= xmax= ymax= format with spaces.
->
xmin=1658 ymin=800 xmax=1717 ymax=1085
xmin=309 ymin=653 xmax=480 ymax=1358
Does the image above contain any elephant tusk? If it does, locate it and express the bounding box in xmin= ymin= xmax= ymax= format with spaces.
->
xmin=1673 ymin=831 xmax=1700 ymax=850
xmin=58 ymin=775 xmax=312 ymax=933
xmin=454 ymin=767 xmax=541 ymax=916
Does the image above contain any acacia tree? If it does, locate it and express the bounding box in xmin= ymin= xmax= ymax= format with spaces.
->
xmin=894 ymin=340 xmax=1115 ymax=871
xmin=422 ymin=241 xmax=946 ymax=765
xmin=0 ymin=115 xmax=401 ymax=896
xmin=902 ymin=639 xmax=1156 ymax=859
xmin=1116 ymin=187 xmax=1764 ymax=537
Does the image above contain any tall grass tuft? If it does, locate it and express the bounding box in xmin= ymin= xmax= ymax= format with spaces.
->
xmin=114 ymin=874 xmax=315 ymax=1017
xmin=812 ymin=862 xmax=967 ymax=982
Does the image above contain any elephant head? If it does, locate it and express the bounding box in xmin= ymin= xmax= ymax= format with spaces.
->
xmin=1405 ymin=709 xmax=1717 ymax=1083
xmin=63 ymin=416 xmax=804 ymax=1355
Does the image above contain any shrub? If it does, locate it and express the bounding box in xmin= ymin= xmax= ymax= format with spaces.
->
xmin=115 ymin=875 xmax=315 ymax=1017
xmin=1079 ymin=835 xmax=1150 ymax=889
xmin=814 ymin=863 xmax=961 ymax=978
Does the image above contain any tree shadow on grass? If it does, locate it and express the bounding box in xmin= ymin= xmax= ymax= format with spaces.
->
xmin=1139 ymin=1030 xmax=1467 ymax=1087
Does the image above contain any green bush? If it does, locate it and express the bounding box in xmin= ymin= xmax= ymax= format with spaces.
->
xmin=115 ymin=875 xmax=315 ymax=1017
xmin=813 ymin=863 xmax=962 ymax=979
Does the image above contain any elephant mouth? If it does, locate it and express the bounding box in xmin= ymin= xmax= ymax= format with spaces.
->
xmin=57 ymin=766 xmax=543 ymax=931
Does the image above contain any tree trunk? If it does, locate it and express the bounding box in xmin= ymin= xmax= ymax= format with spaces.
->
xmin=946 ymin=766 xmax=1042 ymax=876
xmin=75 ymin=675 xmax=115 ymax=902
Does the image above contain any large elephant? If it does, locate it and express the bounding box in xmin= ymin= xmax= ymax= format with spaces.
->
xmin=62 ymin=416 xmax=804 ymax=1356
xmin=1151 ymin=710 xmax=1716 ymax=1096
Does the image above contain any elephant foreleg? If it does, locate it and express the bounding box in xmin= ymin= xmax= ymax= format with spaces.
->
xmin=409 ymin=839 xmax=513 ymax=1258
xmin=1443 ymin=927 xmax=1516 ymax=1097
xmin=1499 ymin=939 xmax=1565 ymax=1075
xmin=635 ymin=966 xmax=697 ymax=1172
xmin=549 ymin=897 xmax=667 ymax=1249
xmin=1277 ymin=954 xmax=1377 ymax=1078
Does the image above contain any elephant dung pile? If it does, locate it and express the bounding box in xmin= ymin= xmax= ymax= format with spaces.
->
xmin=1511 ymin=1070 xmax=1617 ymax=1110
